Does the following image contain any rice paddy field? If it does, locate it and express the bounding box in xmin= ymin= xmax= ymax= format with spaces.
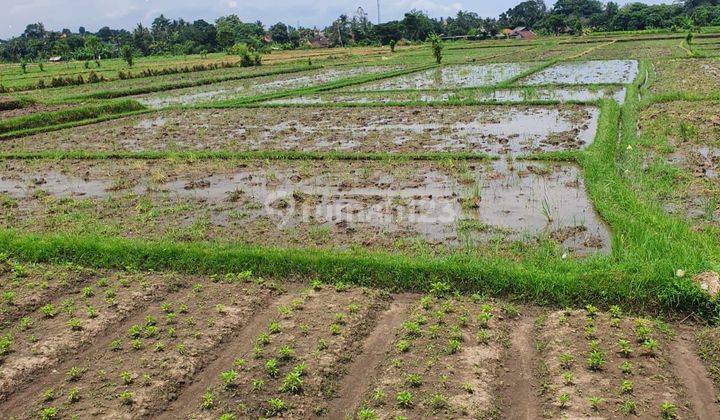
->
xmin=2 ymin=34 xmax=720 ymax=419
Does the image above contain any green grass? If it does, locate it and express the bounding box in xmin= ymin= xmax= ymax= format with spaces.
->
xmin=0 ymin=227 xmax=711 ymax=317
xmin=73 ymin=65 xmax=320 ymax=100
xmin=0 ymin=100 xmax=145 ymax=135
xmin=0 ymin=109 xmax=152 ymax=140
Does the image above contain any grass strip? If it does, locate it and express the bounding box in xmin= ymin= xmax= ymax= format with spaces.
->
xmin=0 ymin=109 xmax=152 ymax=140
xmin=0 ymin=100 xmax=145 ymax=134
xmin=648 ymin=92 xmax=720 ymax=103
xmin=71 ymin=65 xmax=320 ymax=100
xmin=0 ymin=96 xmax=34 ymax=111
xmin=0 ymin=229 xmax=714 ymax=318
xmin=578 ymin=66 xmax=719 ymax=319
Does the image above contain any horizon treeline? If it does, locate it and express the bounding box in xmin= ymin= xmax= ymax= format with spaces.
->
xmin=1 ymin=0 xmax=719 ymax=62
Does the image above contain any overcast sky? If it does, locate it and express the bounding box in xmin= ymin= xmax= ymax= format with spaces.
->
xmin=2 ymin=0 xmax=673 ymax=39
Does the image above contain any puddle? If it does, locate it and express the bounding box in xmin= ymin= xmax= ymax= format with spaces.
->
xmin=524 ymin=60 xmax=639 ymax=85
xmin=354 ymin=63 xmax=537 ymax=90
xmin=268 ymin=87 xmax=626 ymax=105
xmin=0 ymin=161 xmax=611 ymax=255
xmin=0 ymin=172 xmax=112 ymax=199
xmin=136 ymin=66 xmax=399 ymax=108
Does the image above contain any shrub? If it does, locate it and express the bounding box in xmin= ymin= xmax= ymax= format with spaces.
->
xmin=427 ymin=33 xmax=444 ymax=64
xmin=227 ymin=43 xmax=262 ymax=67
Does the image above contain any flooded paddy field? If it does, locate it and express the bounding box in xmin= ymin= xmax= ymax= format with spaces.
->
xmin=133 ymin=66 xmax=400 ymax=108
xmin=636 ymin=101 xmax=720 ymax=231
xmin=1 ymin=106 xmax=599 ymax=157
xmin=651 ymin=58 xmax=720 ymax=95
xmin=0 ymin=159 xmax=610 ymax=256
xmin=346 ymin=63 xmax=536 ymax=90
xmin=268 ymin=86 xmax=627 ymax=105
xmin=522 ymin=60 xmax=639 ymax=85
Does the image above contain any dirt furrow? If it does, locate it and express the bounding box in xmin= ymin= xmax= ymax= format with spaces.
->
xmin=0 ymin=290 xmax=173 ymax=414
xmin=156 ymin=289 xmax=301 ymax=420
xmin=670 ymin=328 xmax=720 ymax=420
xmin=499 ymin=315 xmax=539 ymax=420
xmin=325 ymin=294 xmax=416 ymax=419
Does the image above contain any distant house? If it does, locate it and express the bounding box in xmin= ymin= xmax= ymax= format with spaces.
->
xmin=308 ymin=31 xmax=330 ymax=49
xmin=510 ymin=27 xmax=536 ymax=40
xmin=49 ymin=56 xmax=62 ymax=62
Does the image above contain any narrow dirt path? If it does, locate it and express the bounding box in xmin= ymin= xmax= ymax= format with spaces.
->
xmin=669 ymin=327 xmax=720 ymax=420
xmin=498 ymin=316 xmax=539 ymax=420
xmin=156 ymin=290 xmax=301 ymax=420
xmin=325 ymin=294 xmax=416 ymax=419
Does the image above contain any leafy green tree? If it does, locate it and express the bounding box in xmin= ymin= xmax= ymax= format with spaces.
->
xmin=84 ymin=35 xmax=101 ymax=60
xmin=499 ymin=0 xmax=548 ymax=28
xmin=132 ymin=23 xmax=153 ymax=56
xmin=403 ymin=10 xmax=439 ymax=41
xmin=427 ymin=33 xmax=443 ymax=64
xmin=121 ymin=45 xmax=134 ymax=67
xmin=269 ymin=22 xmax=290 ymax=44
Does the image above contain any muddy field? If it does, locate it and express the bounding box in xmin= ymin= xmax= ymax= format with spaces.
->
xmin=1 ymin=258 xmax=719 ymax=419
xmin=638 ymin=101 xmax=719 ymax=230
xmin=133 ymin=66 xmax=400 ymax=108
xmin=268 ymin=86 xmax=627 ymax=105
xmin=0 ymin=106 xmax=599 ymax=156
xmin=0 ymin=159 xmax=610 ymax=256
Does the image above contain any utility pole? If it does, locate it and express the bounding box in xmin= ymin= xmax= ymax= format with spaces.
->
xmin=377 ymin=0 xmax=381 ymax=24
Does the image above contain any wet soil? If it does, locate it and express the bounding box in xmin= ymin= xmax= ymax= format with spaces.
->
xmin=0 ymin=159 xmax=611 ymax=256
xmin=351 ymin=62 xmax=537 ymax=90
xmin=1 ymin=106 xmax=600 ymax=157
xmin=268 ymin=86 xmax=627 ymax=105
xmin=134 ymin=66 xmax=399 ymax=108
xmin=638 ymin=101 xmax=720 ymax=227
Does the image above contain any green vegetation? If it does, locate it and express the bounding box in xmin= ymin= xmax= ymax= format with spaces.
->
xmin=0 ymin=100 xmax=144 ymax=135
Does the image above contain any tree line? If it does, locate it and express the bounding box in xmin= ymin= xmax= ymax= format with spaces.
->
xmin=1 ymin=0 xmax=719 ymax=62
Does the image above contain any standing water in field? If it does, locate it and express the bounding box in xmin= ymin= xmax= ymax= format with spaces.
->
xmin=355 ymin=63 xmax=537 ymax=90
xmin=523 ymin=60 xmax=639 ymax=85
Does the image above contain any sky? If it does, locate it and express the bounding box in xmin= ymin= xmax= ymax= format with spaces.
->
xmin=1 ymin=0 xmax=674 ymax=39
